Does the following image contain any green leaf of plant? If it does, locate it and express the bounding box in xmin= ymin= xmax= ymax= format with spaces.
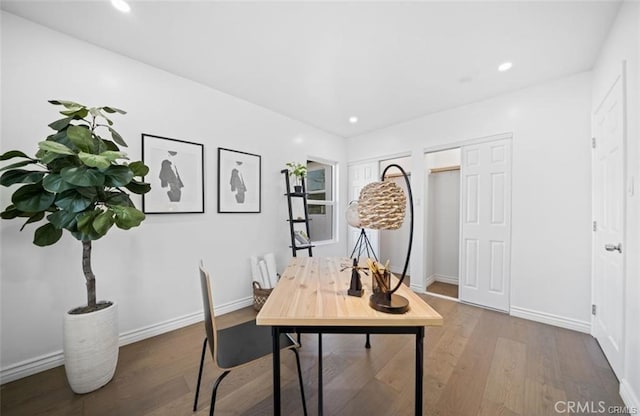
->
xmin=101 ymin=139 xmax=119 ymax=152
xmin=42 ymin=173 xmax=75 ymax=193
xmin=105 ymin=192 xmax=134 ymax=207
xmin=60 ymin=166 xmax=105 ymax=187
xmin=33 ymin=223 xmax=63 ymax=246
xmin=91 ymin=135 xmax=108 ymax=154
xmin=1 ymin=205 xmax=22 ymax=219
xmin=92 ymin=108 xmax=113 ymax=125
xmin=60 ymin=107 xmax=88 ymax=119
xmin=128 ymin=161 xmax=149 ymax=177
xmin=108 ymin=127 xmax=127 ymax=147
xmin=102 ymin=106 xmax=126 ymax=115
xmin=78 ymin=152 xmax=111 ymax=170
xmin=20 ymin=211 xmax=45 ymax=231
xmin=70 ymin=227 xmax=102 ymax=242
xmin=46 ymin=156 xmax=78 ymax=173
xmin=104 ymin=165 xmax=134 ymax=187
xmin=112 ymin=206 xmax=145 ymax=230
xmin=76 ymin=209 xmax=100 ymax=234
xmin=0 ymin=170 xmax=46 ymax=186
xmin=38 ymin=140 xmax=75 ymax=156
xmin=12 ymin=183 xmax=56 ymax=212
xmin=125 ymin=180 xmax=151 ymax=195
xmin=66 ymin=125 xmax=93 ymax=153
xmin=47 ymin=130 xmax=77 ymax=150
xmin=93 ymin=209 xmax=115 ymax=235
xmin=47 ymin=209 xmax=78 ymax=229
xmin=0 ymin=160 xmax=38 ymax=172
xmin=1 ymin=150 xmax=31 ymax=161
xmin=49 ymin=100 xmax=82 ymax=108
xmin=54 ymin=188 xmax=97 ymax=212
xmin=48 ymin=117 xmax=73 ymax=131
xmin=100 ymin=151 xmax=128 ymax=161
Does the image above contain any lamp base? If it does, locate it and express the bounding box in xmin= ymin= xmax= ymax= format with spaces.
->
xmin=369 ymin=293 xmax=410 ymax=314
xmin=348 ymin=288 xmax=364 ymax=297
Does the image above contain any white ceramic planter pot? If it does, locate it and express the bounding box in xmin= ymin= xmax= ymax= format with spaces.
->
xmin=63 ymin=302 xmax=119 ymax=394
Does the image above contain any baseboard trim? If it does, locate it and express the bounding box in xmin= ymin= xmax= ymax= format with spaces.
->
xmin=0 ymin=350 xmax=64 ymax=385
xmin=433 ymin=274 xmax=459 ymax=286
xmin=0 ymin=296 xmax=253 ymax=384
xmin=425 ymin=292 xmax=460 ymax=302
xmin=510 ymin=306 xmax=591 ymax=333
xmin=410 ymin=283 xmax=426 ymax=294
xmin=620 ymin=379 xmax=640 ymax=412
xmin=425 ymin=274 xmax=436 ymax=287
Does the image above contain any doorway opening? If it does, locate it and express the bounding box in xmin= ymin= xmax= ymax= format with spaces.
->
xmin=425 ymin=148 xmax=461 ymax=299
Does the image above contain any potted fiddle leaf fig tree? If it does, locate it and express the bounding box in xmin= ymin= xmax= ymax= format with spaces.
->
xmin=0 ymin=100 xmax=151 ymax=394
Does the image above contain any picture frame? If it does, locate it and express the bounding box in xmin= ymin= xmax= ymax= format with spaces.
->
xmin=142 ymin=134 xmax=204 ymax=214
xmin=217 ymin=147 xmax=261 ymax=213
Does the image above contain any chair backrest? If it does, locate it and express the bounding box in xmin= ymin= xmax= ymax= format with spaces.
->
xmin=199 ymin=260 xmax=219 ymax=362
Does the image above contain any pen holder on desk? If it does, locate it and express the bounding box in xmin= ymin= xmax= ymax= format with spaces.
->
xmin=368 ymin=259 xmax=409 ymax=314
xmin=371 ymin=269 xmax=391 ymax=298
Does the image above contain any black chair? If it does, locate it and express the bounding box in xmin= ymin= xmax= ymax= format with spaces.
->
xmin=194 ymin=261 xmax=307 ymax=416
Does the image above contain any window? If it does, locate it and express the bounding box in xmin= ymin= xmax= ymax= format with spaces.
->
xmin=306 ymin=159 xmax=335 ymax=242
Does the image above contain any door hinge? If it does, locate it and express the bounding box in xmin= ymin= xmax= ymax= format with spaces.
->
xmin=592 ymin=304 xmax=597 ymax=315
xmin=593 ymin=221 xmax=597 ymax=232
xmin=592 ymin=137 xmax=596 ymax=149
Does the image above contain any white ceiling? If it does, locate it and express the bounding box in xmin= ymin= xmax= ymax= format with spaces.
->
xmin=1 ymin=1 xmax=621 ymax=137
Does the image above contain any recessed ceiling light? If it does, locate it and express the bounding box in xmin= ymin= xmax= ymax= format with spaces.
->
xmin=498 ymin=62 xmax=513 ymax=72
xmin=349 ymin=116 xmax=358 ymax=124
xmin=111 ymin=0 xmax=131 ymax=13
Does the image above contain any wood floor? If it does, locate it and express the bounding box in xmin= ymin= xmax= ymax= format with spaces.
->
xmin=1 ymin=295 xmax=626 ymax=416
xmin=426 ymin=281 xmax=459 ymax=298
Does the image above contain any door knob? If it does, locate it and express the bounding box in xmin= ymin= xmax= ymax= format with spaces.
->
xmin=604 ymin=243 xmax=622 ymax=253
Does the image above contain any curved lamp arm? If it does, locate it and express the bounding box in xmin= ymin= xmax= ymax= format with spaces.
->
xmin=380 ymin=163 xmax=414 ymax=294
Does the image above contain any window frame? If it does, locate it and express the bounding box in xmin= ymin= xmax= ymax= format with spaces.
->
xmin=306 ymin=158 xmax=337 ymax=244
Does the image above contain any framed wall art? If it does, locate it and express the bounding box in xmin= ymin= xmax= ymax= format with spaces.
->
xmin=217 ymin=147 xmax=261 ymax=213
xmin=142 ymin=134 xmax=204 ymax=214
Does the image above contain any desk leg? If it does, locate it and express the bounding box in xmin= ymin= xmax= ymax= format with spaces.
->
xmin=415 ymin=327 xmax=424 ymax=416
xmin=272 ymin=326 xmax=281 ymax=416
xmin=318 ymin=333 xmax=323 ymax=416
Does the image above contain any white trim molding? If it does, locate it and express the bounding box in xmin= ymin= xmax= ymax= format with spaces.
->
xmin=434 ymin=274 xmax=459 ymax=286
xmin=620 ymin=379 xmax=640 ymax=413
xmin=510 ymin=306 xmax=591 ymax=333
xmin=0 ymin=296 xmax=253 ymax=384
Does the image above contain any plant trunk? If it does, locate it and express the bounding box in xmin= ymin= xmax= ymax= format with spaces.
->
xmin=82 ymin=240 xmax=96 ymax=308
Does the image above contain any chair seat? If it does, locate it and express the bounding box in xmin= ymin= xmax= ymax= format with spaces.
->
xmin=216 ymin=319 xmax=295 ymax=369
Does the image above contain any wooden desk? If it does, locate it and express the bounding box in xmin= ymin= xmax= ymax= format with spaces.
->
xmin=256 ymin=257 xmax=443 ymax=415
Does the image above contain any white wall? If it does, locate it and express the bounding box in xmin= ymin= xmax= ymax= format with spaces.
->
xmin=424 ymin=149 xmax=461 ymax=286
xmin=592 ymin=1 xmax=640 ymax=410
xmin=347 ymin=71 xmax=593 ymax=332
xmin=429 ymin=170 xmax=460 ymax=283
xmin=0 ymin=12 xmax=346 ymax=381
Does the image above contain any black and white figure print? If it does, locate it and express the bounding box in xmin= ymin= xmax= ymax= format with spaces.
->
xmin=159 ymin=150 xmax=184 ymax=202
xmin=218 ymin=148 xmax=261 ymax=213
xmin=142 ymin=134 xmax=204 ymax=214
xmin=229 ymin=160 xmax=247 ymax=203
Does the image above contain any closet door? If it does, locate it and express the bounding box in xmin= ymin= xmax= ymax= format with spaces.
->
xmin=347 ymin=162 xmax=379 ymax=259
xmin=459 ymin=139 xmax=511 ymax=312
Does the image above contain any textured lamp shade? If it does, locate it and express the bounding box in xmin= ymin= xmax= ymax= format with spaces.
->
xmin=358 ymin=181 xmax=406 ymax=230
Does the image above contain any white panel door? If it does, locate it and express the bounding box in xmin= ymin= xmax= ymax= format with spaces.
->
xmin=592 ymin=70 xmax=625 ymax=378
xmin=347 ymin=162 xmax=379 ymax=259
xmin=459 ymin=139 xmax=511 ymax=312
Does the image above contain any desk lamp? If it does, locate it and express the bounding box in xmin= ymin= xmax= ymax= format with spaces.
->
xmin=358 ymin=163 xmax=413 ymax=314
